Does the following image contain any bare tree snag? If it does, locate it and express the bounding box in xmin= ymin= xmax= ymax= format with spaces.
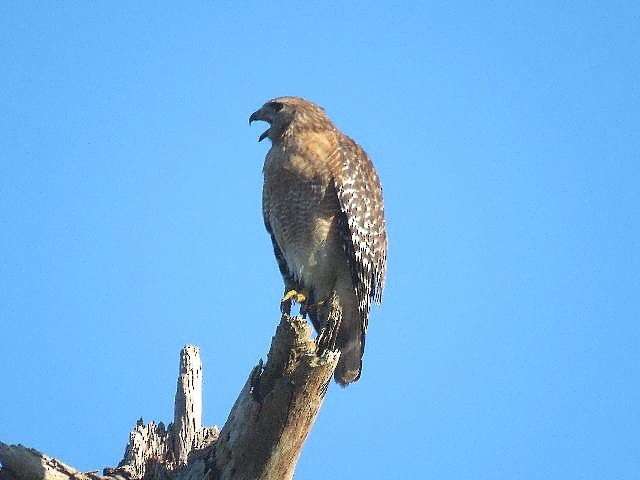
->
xmin=0 ymin=314 xmax=339 ymax=480
xmin=112 ymin=345 xmax=219 ymax=479
xmin=173 ymin=345 xmax=205 ymax=466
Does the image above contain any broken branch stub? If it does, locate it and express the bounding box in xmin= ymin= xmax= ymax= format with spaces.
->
xmin=112 ymin=345 xmax=218 ymax=479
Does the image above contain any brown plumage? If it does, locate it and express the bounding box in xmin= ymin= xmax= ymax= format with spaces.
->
xmin=249 ymin=97 xmax=387 ymax=385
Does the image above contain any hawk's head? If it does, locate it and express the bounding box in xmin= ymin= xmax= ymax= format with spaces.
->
xmin=249 ymin=97 xmax=331 ymax=143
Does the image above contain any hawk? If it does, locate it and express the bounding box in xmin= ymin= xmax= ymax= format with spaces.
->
xmin=249 ymin=97 xmax=387 ymax=385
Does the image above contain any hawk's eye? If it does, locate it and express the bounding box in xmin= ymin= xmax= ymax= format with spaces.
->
xmin=271 ymin=102 xmax=284 ymax=112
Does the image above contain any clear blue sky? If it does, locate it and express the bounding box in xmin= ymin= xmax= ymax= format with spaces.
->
xmin=1 ymin=2 xmax=638 ymax=479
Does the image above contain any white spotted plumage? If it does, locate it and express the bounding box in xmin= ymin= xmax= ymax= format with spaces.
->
xmin=334 ymin=135 xmax=387 ymax=332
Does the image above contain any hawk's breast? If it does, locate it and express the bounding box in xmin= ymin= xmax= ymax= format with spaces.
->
xmin=263 ymin=145 xmax=346 ymax=292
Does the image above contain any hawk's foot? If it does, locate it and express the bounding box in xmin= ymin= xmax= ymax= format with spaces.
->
xmin=280 ymin=289 xmax=308 ymax=315
xmin=281 ymin=289 xmax=307 ymax=304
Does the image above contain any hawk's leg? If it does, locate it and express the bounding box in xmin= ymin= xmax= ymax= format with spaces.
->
xmin=300 ymin=296 xmax=328 ymax=318
xmin=316 ymin=291 xmax=342 ymax=354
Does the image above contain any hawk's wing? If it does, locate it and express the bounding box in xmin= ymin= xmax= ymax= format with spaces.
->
xmin=333 ymin=134 xmax=387 ymax=331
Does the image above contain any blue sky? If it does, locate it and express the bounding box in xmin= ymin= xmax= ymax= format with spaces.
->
xmin=1 ymin=2 xmax=638 ymax=479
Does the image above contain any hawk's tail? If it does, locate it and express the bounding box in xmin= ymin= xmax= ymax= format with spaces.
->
xmin=309 ymin=289 xmax=365 ymax=386
xmin=334 ymin=337 xmax=363 ymax=385
xmin=334 ymin=297 xmax=365 ymax=385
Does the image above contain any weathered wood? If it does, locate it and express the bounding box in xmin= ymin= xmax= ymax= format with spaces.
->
xmin=111 ymin=346 xmax=218 ymax=479
xmin=0 ymin=443 xmax=107 ymax=480
xmin=0 ymin=314 xmax=339 ymax=480
xmin=173 ymin=345 xmax=204 ymax=465
xmin=210 ymin=314 xmax=339 ymax=480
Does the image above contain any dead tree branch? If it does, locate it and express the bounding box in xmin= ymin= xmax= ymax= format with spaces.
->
xmin=0 ymin=314 xmax=339 ymax=480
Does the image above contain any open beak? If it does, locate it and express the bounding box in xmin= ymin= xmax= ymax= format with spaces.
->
xmin=249 ymin=107 xmax=271 ymax=142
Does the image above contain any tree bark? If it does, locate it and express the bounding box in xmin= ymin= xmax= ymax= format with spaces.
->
xmin=0 ymin=314 xmax=339 ymax=480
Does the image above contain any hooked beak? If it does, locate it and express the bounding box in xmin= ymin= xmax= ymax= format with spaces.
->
xmin=249 ymin=107 xmax=271 ymax=142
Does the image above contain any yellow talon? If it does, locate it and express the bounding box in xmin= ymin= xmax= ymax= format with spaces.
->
xmin=281 ymin=289 xmax=307 ymax=305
